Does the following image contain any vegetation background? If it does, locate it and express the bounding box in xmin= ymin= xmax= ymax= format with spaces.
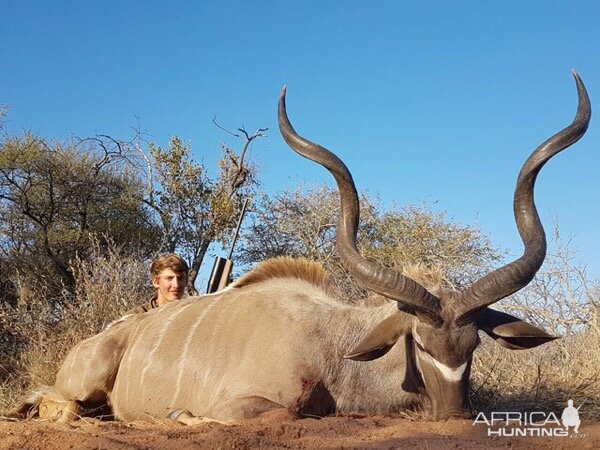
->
xmin=0 ymin=112 xmax=598 ymax=420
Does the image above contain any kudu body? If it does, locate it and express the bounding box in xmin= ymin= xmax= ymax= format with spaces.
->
xmin=11 ymin=73 xmax=590 ymax=423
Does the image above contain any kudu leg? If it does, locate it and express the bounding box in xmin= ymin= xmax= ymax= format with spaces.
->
xmin=6 ymin=385 xmax=82 ymax=422
xmin=38 ymin=389 xmax=82 ymax=423
xmin=168 ymin=410 xmax=233 ymax=426
xmin=168 ymin=395 xmax=285 ymax=426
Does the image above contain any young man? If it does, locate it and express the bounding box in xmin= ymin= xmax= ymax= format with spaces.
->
xmin=128 ymin=254 xmax=189 ymax=314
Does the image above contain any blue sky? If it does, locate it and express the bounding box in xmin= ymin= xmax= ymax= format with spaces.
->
xmin=2 ymin=1 xmax=600 ymax=283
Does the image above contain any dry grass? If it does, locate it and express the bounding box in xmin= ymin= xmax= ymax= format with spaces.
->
xmin=471 ymin=324 xmax=600 ymax=420
xmin=0 ymin=240 xmax=152 ymax=412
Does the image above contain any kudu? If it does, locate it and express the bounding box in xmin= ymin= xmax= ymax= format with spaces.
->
xmin=10 ymin=72 xmax=590 ymax=424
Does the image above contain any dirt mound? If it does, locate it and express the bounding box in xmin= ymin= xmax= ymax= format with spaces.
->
xmin=1 ymin=411 xmax=598 ymax=450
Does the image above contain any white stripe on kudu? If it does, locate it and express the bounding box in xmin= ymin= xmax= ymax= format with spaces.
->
xmin=170 ymin=299 xmax=218 ymax=405
xmin=413 ymin=330 xmax=467 ymax=382
xmin=431 ymin=358 xmax=467 ymax=382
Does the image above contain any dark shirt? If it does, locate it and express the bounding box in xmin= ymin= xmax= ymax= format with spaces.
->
xmin=124 ymin=296 xmax=158 ymax=316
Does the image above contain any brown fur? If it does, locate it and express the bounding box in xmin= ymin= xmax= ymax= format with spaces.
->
xmin=402 ymin=264 xmax=454 ymax=298
xmin=232 ymin=257 xmax=335 ymax=295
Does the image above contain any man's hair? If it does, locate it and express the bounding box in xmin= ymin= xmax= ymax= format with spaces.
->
xmin=150 ymin=254 xmax=189 ymax=280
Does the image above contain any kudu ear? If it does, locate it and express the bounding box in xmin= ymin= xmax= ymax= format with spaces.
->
xmin=474 ymin=308 xmax=560 ymax=350
xmin=344 ymin=313 xmax=409 ymax=361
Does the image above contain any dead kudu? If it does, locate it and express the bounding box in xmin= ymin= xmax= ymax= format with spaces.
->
xmin=8 ymin=73 xmax=591 ymax=424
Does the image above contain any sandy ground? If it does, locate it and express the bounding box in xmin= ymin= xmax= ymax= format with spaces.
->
xmin=1 ymin=411 xmax=598 ymax=450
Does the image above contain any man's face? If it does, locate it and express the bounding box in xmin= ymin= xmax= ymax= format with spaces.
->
xmin=153 ymin=268 xmax=187 ymax=305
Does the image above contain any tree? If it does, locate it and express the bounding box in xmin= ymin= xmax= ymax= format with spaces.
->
xmin=499 ymin=221 xmax=599 ymax=335
xmin=372 ymin=203 xmax=501 ymax=288
xmin=0 ymin=111 xmax=267 ymax=302
xmin=139 ymin=124 xmax=266 ymax=292
xmin=239 ymin=185 xmax=502 ymax=299
xmin=0 ymin=132 xmax=160 ymax=302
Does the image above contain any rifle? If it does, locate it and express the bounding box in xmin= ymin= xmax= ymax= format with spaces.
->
xmin=206 ymin=198 xmax=250 ymax=293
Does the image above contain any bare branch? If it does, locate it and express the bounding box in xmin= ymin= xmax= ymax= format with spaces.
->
xmin=212 ymin=116 xmax=241 ymax=139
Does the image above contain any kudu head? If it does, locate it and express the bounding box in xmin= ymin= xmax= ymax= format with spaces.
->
xmin=278 ymin=72 xmax=591 ymax=420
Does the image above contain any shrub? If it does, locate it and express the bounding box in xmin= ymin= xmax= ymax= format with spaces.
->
xmin=0 ymin=239 xmax=152 ymax=412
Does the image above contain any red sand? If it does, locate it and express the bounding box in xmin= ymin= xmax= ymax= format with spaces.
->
xmin=1 ymin=410 xmax=598 ymax=450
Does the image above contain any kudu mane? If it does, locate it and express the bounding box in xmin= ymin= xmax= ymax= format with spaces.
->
xmin=233 ymin=257 xmax=452 ymax=306
xmin=231 ymin=257 xmax=338 ymax=297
